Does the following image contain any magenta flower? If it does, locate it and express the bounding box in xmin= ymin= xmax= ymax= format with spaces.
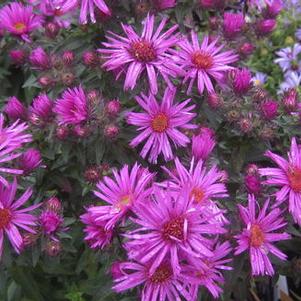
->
xmin=256 ymin=19 xmax=276 ymax=35
xmin=0 ymin=2 xmax=43 ymax=42
xmin=223 ymin=12 xmax=245 ymax=38
xmin=191 ymin=127 xmax=216 ymax=161
xmin=54 ymin=86 xmax=88 ymax=125
xmin=81 ymin=211 xmax=113 ymax=249
xmin=18 ymin=148 xmax=42 ymax=174
xmin=113 ymin=260 xmax=194 ymax=301
xmin=0 ymin=114 xmax=32 ymax=186
xmin=127 ymin=88 xmax=196 ymax=163
xmin=40 ymin=210 xmax=63 ymax=235
xmin=29 ymin=93 xmax=53 ymax=126
xmin=234 ymin=195 xmax=290 ymax=276
xmin=245 ymin=174 xmax=261 ymax=194
xmin=260 ymin=99 xmax=278 ymax=120
xmin=182 ymin=241 xmax=232 ymax=298
xmin=177 ymin=33 xmax=238 ymax=95
xmin=4 ymin=96 xmax=27 ymax=121
xmin=125 ymin=187 xmax=225 ymax=276
xmin=29 ymin=47 xmax=51 ymax=70
xmin=162 ymin=158 xmax=228 ymax=224
xmin=79 ymin=0 xmax=111 ymax=24
xmin=98 ymin=14 xmax=182 ymax=94
xmin=232 ymin=68 xmax=252 ymax=95
xmin=0 ymin=178 xmax=40 ymax=258
xmin=85 ymin=163 xmax=153 ymax=230
xmin=259 ymin=138 xmax=301 ymax=225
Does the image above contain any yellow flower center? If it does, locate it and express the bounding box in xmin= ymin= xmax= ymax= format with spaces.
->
xmin=14 ymin=22 xmax=26 ymax=32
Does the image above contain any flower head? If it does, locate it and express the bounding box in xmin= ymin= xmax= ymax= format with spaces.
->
xmin=274 ymin=44 xmax=301 ymax=73
xmin=232 ymin=68 xmax=252 ymax=95
xmin=260 ymin=99 xmax=278 ymax=120
xmin=4 ymin=97 xmax=27 ymax=121
xmin=29 ymin=93 xmax=53 ymax=126
xmin=125 ymin=187 xmax=225 ymax=276
xmin=0 ymin=178 xmax=39 ymax=258
xmin=256 ymin=19 xmax=276 ymax=36
xmin=81 ymin=210 xmax=113 ymax=249
xmin=54 ymin=86 xmax=89 ymax=125
xmin=18 ymin=148 xmax=42 ymax=174
xmin=99 ymin=14 xmax=182 ymax=94
xmin=177 ymin=33 xmax=238 ymax=95
xmin=40 ymin=210 xmax=63 ymax=235
xmin=29 ymin=47 xmax=51 ymax=70
xmin=252 ymin=72 xmax=267 ymax=87
xmin=259 ymin=138 xmax=301 ymax=225
xmin=0 ymin=2 xmax=43 ymax=42
xmin=234 ymin=195 xmax=290 ymax=276
xmin=79 ymin=0 xmax=111 ymax=24
xmin=127 ymin=88 xmax=196 ymax=163
xmin=84 ymin=163 xmax=153 ymax=230
xmin=223 ymin=13 xmax=245 ymax=38
xmin=0 ymin=114 xmax=32 ymax=186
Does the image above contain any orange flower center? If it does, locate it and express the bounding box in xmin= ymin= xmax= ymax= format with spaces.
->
xmin=191 ymin=51 xmax=213 ymax=70
xmin=288 ymin=166 xmax=301 ymax=192
xmin=151 ymin=113 xmax=169 ymax=133
xmin=116 ymin=194 xmax=132 ymax=210
xmin=0 ymin=208 xmax=12 ymax=230
xmin=190 ymin=187 xmax=205 ymax=203
xmin=149 ymin=263 xmax=172 ymax=283
xmin=162 ymin=216 xmax=185 ymax=241
xmin=130 ymin=40 xmax=157 ymax=62
xmin=14 ymin=22 xmax=26 ymax=32
xmin=250 ymin=224 xmax=265 ymax=247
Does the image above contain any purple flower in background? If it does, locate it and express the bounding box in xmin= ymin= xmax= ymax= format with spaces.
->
xmin=113 ymin=260 xmax=194 ymax=301
xmin=99 ymin=14 xmax=182 ymax=94
xmin=18 ymin=148 xmax=42 ymax=174
xmin=4 ymin=97 xmax=27 ymax=121
xmin=0 ymin=2 xmax=43 ymax=42
xmin=256 ymin=19 xmax=276 ymax=35
xmin=40 ymin=210 xmax=63 ymax=235
xmin=259 ymin=138 xmax=301 ymax=226
xmin=265 ymin=0 xmax=283 ymax=18
xmin=279 ymin=71 xmax=301 ymax=93
xmin=233 ymin=68 xmax=252 ymax=95
xmin=223 ymin=13 xmax=245 ymax=38
xmin=81 ymin=211 xmax=113 ymax=249
xmin=0 ymin=178 xmax=40 ymax=258
xmin=29 ymin=94 xmax=53 ymax=126
xmin=0 ymin=114 xmax=32 ymax=186
xmin=274 ymin=44 xmax=301 ymax=73
xmin=234 ymin=195 xmax=290 ymax=276
xmin=85 ymin=164 xmax=153 ymax=230
xmin=29 ymin=47 xmax=51 ymax=70
xmin=252 ymin=72 xmax=267 ymax=87
xmin=54 ymin=86 xmax=88 ymax=125
xmin=260 ymin=99 xmax=278 ymax=120
xmin=127 ymin=88 xmax=196 ymax=163
xmin=79 ymin=0 xmax=111 ymax=24
xmin=177 ymin=33 xmax=238 ymax=94
xmin=125 ymin=187 xmax=225 ymax=277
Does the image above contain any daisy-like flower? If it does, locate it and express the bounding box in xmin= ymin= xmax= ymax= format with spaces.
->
xmin=113 ymin=260 xmax=193 ymax=301
xmin=127 ymin=88 xmax=196 ymax=163
xmin=0 ymin=114 xmax=32 ymax=186
xmin=274 ymin=44 xmax=301 ymax=73
xmin=79 ymin=0 xmax=111 ymax=24
xmin=234 ymin=195 xmax=290 ymax=276
xmin=252 ymin=72 xmax=267 ymax=87
xmin=0 ymin=2 xmax=43 ymax=42
xmin=98 ymin=14 xmax=182 ymax=95
xmin=177 ymin=33 xmax=238 ymax=94
xmin=54 ymin=86 xmax=88 ymax=125
xmin=279 ymin=71 xmax=301 ymax=94
xmin=85 ymin=163 xmax=153 ymax=230
xmin=125 ymin=187 xmax=225 ymax=276
xmin=259 ymin=137 xmax=301 ymax=225
xmin=162 ymin=158 xmax=228 ymax=224
xmin=0 ymin=178 xmax=40 ymax=258
xmin=182 ymin=241 xmax=232 ymax=298
xmin=80 ymin=210 xmax=113 ymax=249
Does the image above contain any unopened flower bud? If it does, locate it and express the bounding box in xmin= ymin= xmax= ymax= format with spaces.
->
xmin=38 ymin=76 xmax=53 ymax=87
xmin=18 ymin=148 xmax=42 ymax=174
xmin=45 ymin=197 xmax=62 ymax=213
xmin=29 ymin=47 xmax=51 ymax=70
xmin=239 ymin=43 xmax=255 ymax=56
xmin=45 ymin=240 xmax=61 ymax=256
xmin=45 ymin=22 xmax=60 ymax=39
xmin=61 ymin=72 xmax=75 ymax=86
xmin=73 ymin=124 xmax=90 ymax=138
xmin=82 ymin=51 xmax=98 ymax=67
xmin=104 ymin=124 xmax=119 ymax=139
xmin=9 ymin=49 xmax=26 ymax=65
xmin=244 ymin=174 xmax=261 ymax=194
xmin=84 ymin=165 xmax=101 ymax=183
xmin=4 ymin=96 xmax=27 ymax=121
xmin=56 ymin=125 xmax=69 ymax=140
xmin=239 ymin=118 xmax=253 ymax=133
xmin=260 ymin=99 xmax=278 ymax=120
xmin=106 ymin=99 xmax=121 ymax=116
xmin=207 ymin=93 xmax=223 ymax=109
xmin=282 ymin=88 xmax=298 ymax=112
xmin=256 ymin=19 xmax=276 ymax=36
xmin=62 ymin=50 xmax=74 ymax=66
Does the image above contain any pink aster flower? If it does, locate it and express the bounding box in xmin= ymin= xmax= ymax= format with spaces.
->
xmin=4 ymin=96 xmax=27 ymax=121
xmin=127 ymin=88 xmax=196 ymax=163
xmin=177 ymin=33 xmax=238 ymax=95
xmin=54 ymin=86 xmax=88 ymax=125
xmin=223 ymin=12 xmax=245 ymax=38
xmin=85 ymin=163 xmax=153 ymax=230
xmin=79 ymin=0 xmax=111 ymax=24
xmin=191 ymin=127 xmax=216 ymax=161
xmin=81 ymin=210 xmax=113 ymax=249
xmin=29 ymin=93 xmax=53 ymax=126
xmin=162 ymin=158 xmax=228 ymax=225
xmin=98 ymin=14 xmax=182 ymax=94
xmin=0 ymin=114 xmax=32 ymax=186
xmin=234 ymin=194 xmax=290 ymax=276
xmin=0 ymin=2 xmax=43 ymax=42
xmin=18 ymin=148 xmax=42 ymax=174
xmin=182 ymin=241 xmax=232 ymax=298
xmin=259 ymin=138 xmax=301 ymax=225
xmin=40 ymin=210 xmax=63 ymax=235
xmin=0 ymin=178 xmax=40 ymax=258
xmin=113 ymin=260 xmax=194 ymax=301
xmin=125 ymin=187 xmax=225 ymax=276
